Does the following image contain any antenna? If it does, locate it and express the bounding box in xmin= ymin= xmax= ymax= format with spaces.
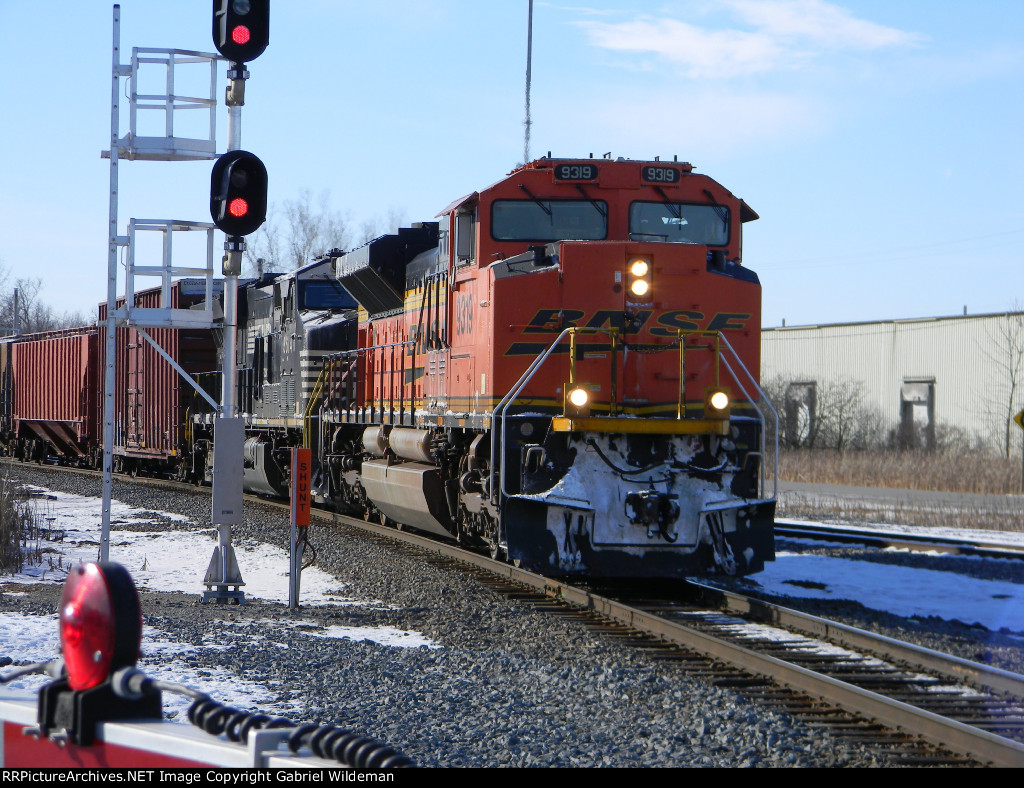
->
xmin=523 ymin=0 xmax=534 ymax=165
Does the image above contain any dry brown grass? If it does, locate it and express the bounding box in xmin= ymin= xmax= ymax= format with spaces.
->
xmin=0 ymin=475 xmax=42 ymax=574
xmin=776 ymin=498 xmax=1024 ymax=533
xmin=779 ymin=449 xmax=1023 ymax=495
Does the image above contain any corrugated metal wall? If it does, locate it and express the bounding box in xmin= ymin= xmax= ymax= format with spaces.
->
xmin=762 ymin=312 xmax=1024 ymax=452
xmin=11 ymin=328 xmax=98 ymax=442
xmin=97 ymin=282 xmax=218 ymax=460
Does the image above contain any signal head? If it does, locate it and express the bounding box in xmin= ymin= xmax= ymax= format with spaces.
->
xmin=213 ymin=0 xmax=269 ymax=63
xmin=211 ymin=150 xmax=268 ymax=236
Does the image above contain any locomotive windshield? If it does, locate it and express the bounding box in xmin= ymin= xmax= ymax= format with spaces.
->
xmin=629 ymin=202 xmax=729 ymax=245
xmin=300 ymin=280 xmax=357 ymax=310
xmin=491 ymin=199 xmax=607 ymax=242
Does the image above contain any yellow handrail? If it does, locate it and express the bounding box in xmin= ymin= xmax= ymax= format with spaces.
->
xmin=302 ymin=363 xmax=331 ymax=449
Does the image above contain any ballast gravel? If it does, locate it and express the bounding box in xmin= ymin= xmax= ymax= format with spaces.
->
xmin=2 ymin=465 xmax=1017 ymax=767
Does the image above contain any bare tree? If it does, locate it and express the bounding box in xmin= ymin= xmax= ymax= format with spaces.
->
xmin=981 ymin=307 xmax=1024 ymax=457
xmin=242 ymin=190 xmax=353 ymax=277
xmin=813 ymin=377 xmax=887 ymax=451
xmin=242 ymin=203 xmax=284 ymax=278
xmin=357 ymin=207 xmax=408 ymax=247
xmin=243 ymin=197 xmax=409 ymax=277
xmin=0 ymin=270 xmax=87 ymax=336
xmin=765 ymin=373 xmax=887 ymax=451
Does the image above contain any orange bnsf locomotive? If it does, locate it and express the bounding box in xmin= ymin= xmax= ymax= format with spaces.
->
xmin=300 ymin=156 xmax=777 ymax=578
xmin=0 ymin=156 xmax=776 ymax=580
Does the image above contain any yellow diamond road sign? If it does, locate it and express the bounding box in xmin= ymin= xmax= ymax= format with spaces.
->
xmin=1016 ymin=409 xmax=1024 ymax=431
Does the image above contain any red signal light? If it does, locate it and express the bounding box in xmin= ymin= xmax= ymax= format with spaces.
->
xmin=58 ymin=562 xmax=142 ymax=691
xmin=213 ymin=0 xmax=268 ymax=63
xmin=211 ymin=150 xmax=268 ymax=236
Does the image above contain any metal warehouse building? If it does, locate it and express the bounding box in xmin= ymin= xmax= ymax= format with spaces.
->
xmin=761 ymin=312 xmax=1024 ymax=455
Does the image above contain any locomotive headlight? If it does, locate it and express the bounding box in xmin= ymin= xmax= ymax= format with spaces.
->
xmin=629 ymin=278 xmax=650 ymax=297
xmin=568 ymin=387 xmax=590 ymax=409
xmin=705 ymin=387 xmax=731 ymax=419
xmin=566 ymin=386 xmax=592 ymax=417
xmin=627 ymin=256 xmax=653 ymax=301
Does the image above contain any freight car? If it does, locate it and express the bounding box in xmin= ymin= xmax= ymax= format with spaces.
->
xmin=99 ymin=280 xmax=220 ymax=478
xmin=1 ymin=326 xmax=99 ymax=464
xmin=215 ymin=156 xmax=778 ymax=578
xmin=1 ymin=280 xmax=220 ymax=477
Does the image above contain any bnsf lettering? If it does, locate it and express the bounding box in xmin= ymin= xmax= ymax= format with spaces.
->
xmin=649 ymin=310 xmax=704 ymax=336
xmin=523 ymin=308 xmax=586 ymax=333
xmin=584 ymin=309 xmax=653 ymax=332
xmin=521 ymin=308 xmax=749 ymax=338
xmin=707 ymin=312 xmax=750 ymax=332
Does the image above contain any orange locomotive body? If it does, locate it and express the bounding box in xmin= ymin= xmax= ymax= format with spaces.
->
xmin=321 ymin=156 xmax=776 ymax=578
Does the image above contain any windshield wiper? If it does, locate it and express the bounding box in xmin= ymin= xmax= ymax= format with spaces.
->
xmin=653 ymin=186 xmax=683 ymax=221
xmin=575 ymin=184 xmax=607 ymax=219
xmin=518 ymin=184 xmax=552 ymax=217
xmin=703 ymin=188 xmax=729 ymax=225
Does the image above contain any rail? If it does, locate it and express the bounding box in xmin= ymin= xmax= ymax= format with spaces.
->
xmin=328 ymin=507 xmax=1024 ymax=767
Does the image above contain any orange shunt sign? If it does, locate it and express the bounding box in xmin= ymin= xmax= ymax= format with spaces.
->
xmin=292 ymin=448 xmax=312 ymax=526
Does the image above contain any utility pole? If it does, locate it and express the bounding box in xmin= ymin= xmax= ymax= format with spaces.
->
xmin=523 ymin=0 xmax=534 ymax=165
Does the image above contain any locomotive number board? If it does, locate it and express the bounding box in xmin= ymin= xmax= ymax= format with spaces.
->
xmin=641 ymin=165 xmax=682 ymax=184
xmin=553 ymin=164 xmax=598 ymax=181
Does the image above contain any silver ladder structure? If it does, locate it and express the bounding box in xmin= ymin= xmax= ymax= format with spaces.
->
xmin=99 ymin=5 xmax=245 ymax=602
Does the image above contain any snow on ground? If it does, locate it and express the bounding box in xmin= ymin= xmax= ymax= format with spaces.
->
xmin=683 ymin=611 xmax=991 ymax=697
xmin=13 ymin=487 xmax=367 ymax=605
xmin=0 ymin=612 xmax=298 ymax=720
xmin=739 ymin=550 xmax=1024 ymax=636
xmin=2 ymin=481 xmax=1022 ymax=721
xmin=1 ymin=484 xmax=440 ymax=718
xmin=780 ymin=515 xmax=1024 ymax=548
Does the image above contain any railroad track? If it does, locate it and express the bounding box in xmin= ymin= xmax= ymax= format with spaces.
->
xmin=775 ymin=519 xmax=1024 ymax=560
xmin=309 ymin=508 xmax=1024 ymax=767
xmin=7 ymin=461 xmax=1024 ymax=766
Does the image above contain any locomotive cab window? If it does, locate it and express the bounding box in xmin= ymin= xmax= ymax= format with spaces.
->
xmin=491 ymin=199 xmax=608 ymax=242
xmin=299 ymin=280 xmax=357 ymax=311
xmin=455 ymin=210 xmax=476 ymax=264
xmin=629 ymin=202 xmax=729 ymax=245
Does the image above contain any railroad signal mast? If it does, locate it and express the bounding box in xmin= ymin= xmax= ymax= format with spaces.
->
xmin=99 ymin=3 xmax=269 ymax=605
xmin=204 ymin=0 xmax=270 ymax=604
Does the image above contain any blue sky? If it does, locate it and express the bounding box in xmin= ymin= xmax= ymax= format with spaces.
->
xmin=0 ymin=1 xmax=1021 ymax=327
